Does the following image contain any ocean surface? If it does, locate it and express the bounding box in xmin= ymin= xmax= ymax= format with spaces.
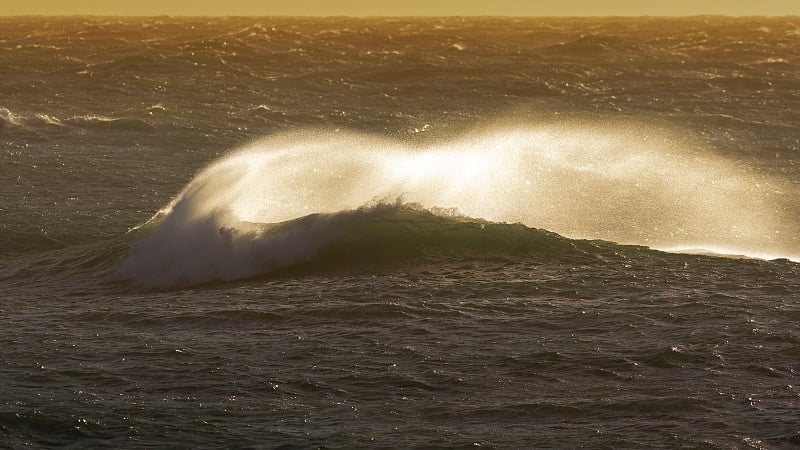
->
xmin=2 ymin=16 xmax=800 ymax=448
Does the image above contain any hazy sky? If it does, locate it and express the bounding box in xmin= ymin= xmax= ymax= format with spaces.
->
xmin=2 ymin=0 xmax=799 ymax=16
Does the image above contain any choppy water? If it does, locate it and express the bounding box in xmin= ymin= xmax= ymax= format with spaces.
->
xmin=2 ymin=16 xmax=800 ymax=448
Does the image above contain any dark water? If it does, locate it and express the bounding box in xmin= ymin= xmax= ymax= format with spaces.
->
xmin=2 ymin=16 xmax=800 ymax=448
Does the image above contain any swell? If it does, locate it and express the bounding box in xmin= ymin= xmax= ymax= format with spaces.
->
xmin=115 ymin=202 xmax=592 ymax=290
xmin=1 ymin=199 xmax=625 ymax=292
xmin=0 ymin=225 xmax=76 ymax=255
xmin=0 ymin=234 xmax=130 ymax=289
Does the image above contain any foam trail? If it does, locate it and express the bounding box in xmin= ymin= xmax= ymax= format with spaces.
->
xmin=118 ymin=120 xmax=799 ymax=287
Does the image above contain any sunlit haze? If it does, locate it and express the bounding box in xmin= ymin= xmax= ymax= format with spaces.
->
xmin=2 ymin=0 xmax=799 ymax=16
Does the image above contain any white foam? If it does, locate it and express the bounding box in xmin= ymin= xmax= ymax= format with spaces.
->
xmin=118 ymin=119 xmax=799 ymax=287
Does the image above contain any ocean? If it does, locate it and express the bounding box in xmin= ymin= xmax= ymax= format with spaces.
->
xmin=1 ymin=16 xmax=799 ymax=448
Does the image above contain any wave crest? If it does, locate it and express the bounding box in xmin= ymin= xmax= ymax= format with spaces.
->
xmin=117 ymin=201 xmax=580 ymax=289
xmin=117 ymin=122 xmax=799 ymax=288
xmin=0 ymin=107 xmax=150 ymax=133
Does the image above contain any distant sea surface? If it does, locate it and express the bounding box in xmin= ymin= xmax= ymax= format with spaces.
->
xmin=2 ymin=16 xmax=800 ymax=448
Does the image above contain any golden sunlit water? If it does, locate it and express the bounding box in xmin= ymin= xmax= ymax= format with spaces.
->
xmin=2 ymin=15 xmax=799 ymax=448
xmin=3 ymin=0 xmax=799 ymax=17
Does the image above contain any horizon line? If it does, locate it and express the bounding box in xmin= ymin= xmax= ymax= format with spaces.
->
xmin=1 ymin=13 xmax=798 ymax=18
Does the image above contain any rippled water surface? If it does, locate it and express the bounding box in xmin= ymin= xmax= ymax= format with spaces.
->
xmin=2 ymin=16 xmax=800 ymax=448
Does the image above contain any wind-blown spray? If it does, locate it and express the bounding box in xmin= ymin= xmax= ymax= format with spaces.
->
xmin=118 ymin=120 xmax=797 ymax=288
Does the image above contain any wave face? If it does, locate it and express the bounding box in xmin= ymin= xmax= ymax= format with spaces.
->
xmin=118 ymin=122 xmax=798 ymax=288
xmin=118 ymin=201 xmax=584 ymax=288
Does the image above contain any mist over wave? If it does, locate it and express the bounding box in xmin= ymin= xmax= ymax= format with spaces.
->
xmin=118 ymin=119 xmax=798 ymax=288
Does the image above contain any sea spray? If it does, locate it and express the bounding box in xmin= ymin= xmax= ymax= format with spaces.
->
xmin=118 ymin=120 xmax=798 ymax=287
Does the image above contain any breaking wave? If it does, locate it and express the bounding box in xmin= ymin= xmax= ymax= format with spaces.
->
xmin=117 ymin=202 xmax=588 ymax=289
xmin=117 ymin=121 xmax=799 ymax=288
